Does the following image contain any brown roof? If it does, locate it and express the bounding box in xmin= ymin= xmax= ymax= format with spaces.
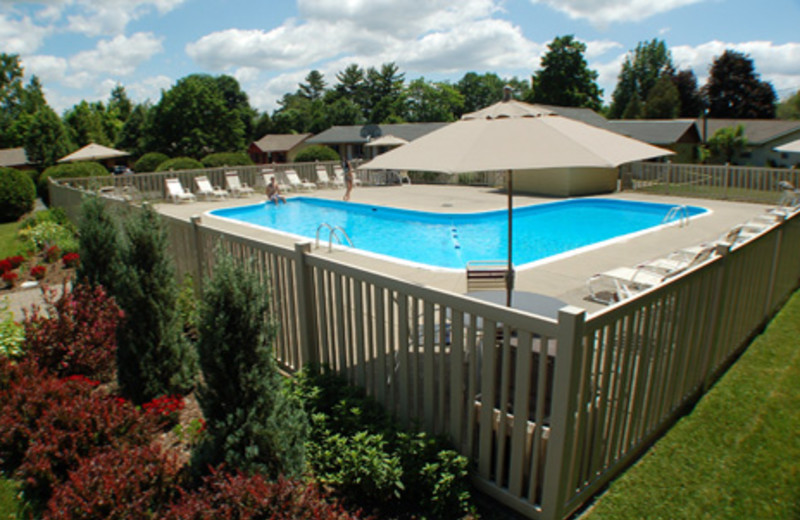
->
xmin=700 ymin=119 xmax=800 ymax=145
xmin=0 ymin=147 xmax=30 ymax=167
xmin=252 ymin=133 xmax=312 ymax=153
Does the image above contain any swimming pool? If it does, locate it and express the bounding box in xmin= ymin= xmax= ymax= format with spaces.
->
xmin=209 ymin=198 xmax=708 ymax=270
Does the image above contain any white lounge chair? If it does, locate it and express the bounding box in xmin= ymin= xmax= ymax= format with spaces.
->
xmin=194 ymin=176 xmax=228 ymax=200
xmin=261 ymin=169 xmax=292 ymax=193
xmin=316 ymin=166 xmax=343 ymax=188
xmin=285 ymin=170 xmax=316 ymax=191
xmin=225 ymin=171 xmax=255 ymax=197
xmin=165 ymin=178 xmax=196 ymax=203
xmin=587 ymin=245 xmax=716 ymax=305
xmin=778 ymin=180 xmax=800 ymax=207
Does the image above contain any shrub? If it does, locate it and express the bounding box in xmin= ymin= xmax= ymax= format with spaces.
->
xmin=163 ymin=470 xmax=362 ymax=520
xmin=22 ymin=283 xmax=123 ymax=382
xmin=38 ymin=162 xmax=108 ymax=204
xmin=0 ymin=302 xmax=25 ymax=359
xmin=0 ymin=362 xmax=89 ymax=473
xmin=16 ymin=392 xmax=157 ymax=509
xmin=155 ymin=157 xmax=203 ymax=172
xmin=114 ymin=205 xmax=196 ymax=404
xmin=30 ymin=265 xmax=46 ymax=280
xmin=192 ymin=250 xmax=307 ymax=478
xmin=76 ymin=195 xmax=122 ymax=291
xmin=134 ymin=152 xmax=169 ymax=173
xmin=18 ymin=207 xmax=74 ymax=234
xmin=0 ymin=167 xmax=36 ymax=223
xmin=43 ymin=445 xmax=182 ymax=520
xmin=142 ymin=395 xmax=185 ymax=429
xmin=201 ymin=152 xmax=253 ymax=168
xmin=61 ymin=252 xmax=80 ymax=268
xmin=18 ymin=221 xmax=78 ymax=255
xmin=294 ymin=145 xmax=340 ymax=163
xmin=0 ymin=259 xmax=11 ymax=273
xmin=2 ymin=271 xmax=17 ymax=287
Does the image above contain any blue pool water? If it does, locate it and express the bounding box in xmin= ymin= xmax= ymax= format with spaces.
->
xmin=210 ymin=198 xmax=707 ymax=270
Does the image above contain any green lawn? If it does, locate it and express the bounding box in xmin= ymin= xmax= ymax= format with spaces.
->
xmin=582 ymin=290 xmax=800 ymax=520
xmin=0 ymin=221 xmax=22 ymax=259
xmin=0 ymin=477 xmax=20 ymax=519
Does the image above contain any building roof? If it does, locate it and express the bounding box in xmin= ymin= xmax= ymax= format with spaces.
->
xmin=0 ymin=147 xmax=30 ymax=167
xmin=251 ymin=133 xmax=312 ymax=153
xmin=58 ymin=143 xmax=129 ymax=163
xmin=537 ymin=105 xmax=615 ymax=130
xmin=607 ymin=120 xmax=700 ymax=145
xmin=307 ymin=123 xmax=449 ymax=145
xmin=700 ymin=119 xmax=800 ymax=145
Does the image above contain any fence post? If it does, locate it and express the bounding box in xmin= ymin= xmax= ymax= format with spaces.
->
xmin=724 ymin=163 xmax=730 ymax=199
xmin=541 ymin=306 xmax=586 ymax=520
xmin=190 ymin=215 xmax=205 ymax=294
xmin=763 ymin=219 xmax=785 ymax=320
xmin=664 ymin=161 xmax=671 ymax=195
xmin=293 ymin=241 xmax=317 ymax=368
xmin=699 ymin=244 xmax=730 ymax=393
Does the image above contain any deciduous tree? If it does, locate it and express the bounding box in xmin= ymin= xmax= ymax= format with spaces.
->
xmin=531 ymin=35 xmax=602 ymax=110
xmin=702 ymin=50 xmax=776 ymax=119
xmin=609 ymin=39 xmax=673 ymax=119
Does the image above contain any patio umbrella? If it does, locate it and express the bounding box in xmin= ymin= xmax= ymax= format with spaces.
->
xmin=359 ymin=93 xmax=673 ymax=306
xmin=58 ymin=143 xmax=130 ymax=163
xmin=365 ymin=134 xmax=408 ymax=147
xmin=775 ymin=139 xmax=800 ymax=153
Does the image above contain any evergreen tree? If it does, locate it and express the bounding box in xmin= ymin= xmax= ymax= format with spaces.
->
xmin=24 ymin=105 xmax=73 ymax=168
xmin=609 ymin=39 xmax=673 ymax=119
xmin=193 ymin=251 xmax=307 ymax=477
xmin=644 ymin=75 xmax=681 ymax=118
xmin=531 ymin=35 xmax=602 ymax=110
xmin=115 ymin=205 xmax=197 ymax=404
xmin=76 ymin=195 xmax=121 ymax=291
xmin=456 ymin=72 xmax=505 ymax=114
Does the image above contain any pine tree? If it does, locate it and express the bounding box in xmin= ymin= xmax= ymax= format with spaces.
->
xmin=192 ymin=251 xmax=308 ymax=478
xmin=115 ymin=204 xmax=196 ymax=404
xmin=76 ymin=195 xmax=121 ymax=291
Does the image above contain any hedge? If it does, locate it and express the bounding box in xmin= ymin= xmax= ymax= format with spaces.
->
xmin=0 ymin=168 xmax=36 ymax=223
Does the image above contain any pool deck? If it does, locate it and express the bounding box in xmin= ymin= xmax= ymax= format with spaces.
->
xmin=155 ymin=184 xmax=774 ymax=314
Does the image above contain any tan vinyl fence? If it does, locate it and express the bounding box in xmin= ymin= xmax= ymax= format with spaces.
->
xmin=622 ymin=162 xmax=800 ymax=203
xmin=49 ymin=177 xmax=800 ymax=520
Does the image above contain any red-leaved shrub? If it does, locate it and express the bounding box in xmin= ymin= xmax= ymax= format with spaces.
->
xmin=142 ymin=395 xmax=185 ymax=429
xmin=44 ymin=445 xmax=183 ymax=520
xmin=30 ymin=265 xmax=46 ymax=280
xmin=23 ymin=283 xmax=123 ymax=381
xmin=15 ymin=392 xmax=157 ymax=508
xmin=8 ymin=255 xmax=25 ymax=268
xmin=0 ymin=259 xmax=12 ymax=273
xmin=61 ymin=252 xmax=80 ymax=268
xmin=163 ymin=469 xmax=364 ymax=520
xmin=0 ymin=360 xmax=90 ymax=472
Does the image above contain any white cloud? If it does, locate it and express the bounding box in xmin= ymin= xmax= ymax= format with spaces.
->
xmin=583 ymin=39 xmax=623 ymax=59
xmin=0 ymin=13 xmax=51 ymax=53
xmin=529 ymin=0 xmax=706 ymax=26
xmin=69 ymin=32 xmax=163 ymax=76
xmin=20 ymin=54 xmax=68 ymax=84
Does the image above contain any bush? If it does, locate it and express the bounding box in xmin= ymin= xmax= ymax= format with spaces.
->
xmin=134 ymin=152 xmax=169 ymax=173
xmin=18 ymin=207 xmax=74 ymax=234
xmin=0 ymin=167 xmax=36 ymax=223
xmin=192 ymin=251 xmax=307 ymax=478
xmin=16 ymin=391 xmax=157 ymax=509
xmin=155 ymin=157 xmax=203 ymax=172
xmin=44 ymin=445 xmax=182 ymax=520
xmin=163 ymin=470 xmax=362 ymax=520
xmin=294 ymin=145 xmax=340 ymax=163
xmin=201 ymin=152 xmax=253 ymax=168
xmin=17 ymin=221 xmax=78 ymax=254
xmin=0 ymin=301 xmax=25 ymax=359
xmin=22 ymin=283 xmax=123 ymax=382
xmin=38 ymin=162 xmax=108 ymax=204
xmin=114 ymin=205 xmax=196 ymax=404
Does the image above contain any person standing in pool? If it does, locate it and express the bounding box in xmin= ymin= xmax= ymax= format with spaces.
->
xmin=343 ymin=160 xmax=354 ymax=201
xmin=266 ymin=176 xmax=286 ymax=205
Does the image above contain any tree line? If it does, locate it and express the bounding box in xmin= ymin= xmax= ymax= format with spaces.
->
xmin=0 ymin=36 xmax=794 ymax=170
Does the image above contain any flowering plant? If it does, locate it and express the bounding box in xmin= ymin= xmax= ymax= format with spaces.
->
xmin=0 ymin=259 xmax=12 ymax=274
xmin=44 ymin=245 xmax=61 ymax=263
xmin=7 ymin=255 xmax=24 ymax=268
xmin=62 ymin=252 xmax=80 ymax=268
xmin=142 ymin=395 xmax=185 ymax=427
xmin=30 ymin=265 xmax=46 ymax=280
xmin=2 ymin=271 xmax=18 ymax=287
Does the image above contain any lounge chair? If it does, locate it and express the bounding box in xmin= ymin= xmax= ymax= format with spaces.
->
xmin=587 ymin=245 xmax=717 ymax=305
xmin=261 ymin=169 xmax=292 ymax=193
xmin=778 ymin=180 xmax=800 ymax=207
xmin=316 ymin=166 xmax=343 ymax=188
xmin=285 ymin=170 xmax=316 ymax=191
xmin=165 ymin=178 xmax=196 ymax=203
xmin=194 ymin=176 xmax=228 ymax=200
xmin=225 ymin=171 xmax=255 ymax=197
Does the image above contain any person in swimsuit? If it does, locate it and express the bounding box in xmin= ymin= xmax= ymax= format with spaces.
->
xmin=266 ymin=176 xmax=286 ymax=204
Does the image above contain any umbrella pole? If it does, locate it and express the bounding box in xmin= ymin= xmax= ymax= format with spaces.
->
xmin=506 ymin=169 xmax=514 ymax=307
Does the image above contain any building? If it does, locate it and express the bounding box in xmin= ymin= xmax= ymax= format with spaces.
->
xmin=700 ymin=119 xmax=800 ymax=167
xmin=306 ymin=123 xmax=448 ymax=160
xmin=608 ymin=120 xmax=701 ymax=163
xmin=0 ymin=147 xmax=34 ymax=170
xmin=248 ymin=133 xmax=312 ymax=164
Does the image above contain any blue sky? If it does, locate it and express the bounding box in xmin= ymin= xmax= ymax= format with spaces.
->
xmin=2 ymin=0 xmax=799 ymax=114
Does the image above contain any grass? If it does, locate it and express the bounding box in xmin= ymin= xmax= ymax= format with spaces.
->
xmin=0 ymin=477 xmax=20 ymax=519
xmin=582 ymin=290 xmax=800 ymax=520
xmin=0 ymin=221 xmax=23 ymax=259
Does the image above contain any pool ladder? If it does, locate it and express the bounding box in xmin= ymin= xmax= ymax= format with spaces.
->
xmin=315 ymin=223 xmax=353 ymax=252
xmin=663 ymin=205 xmax=690 ymax=227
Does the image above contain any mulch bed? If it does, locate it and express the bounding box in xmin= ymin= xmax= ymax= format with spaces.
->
xmin=1 ymin=253 xmax=76 ymax=295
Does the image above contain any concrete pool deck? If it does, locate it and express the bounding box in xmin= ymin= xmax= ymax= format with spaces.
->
xmin=155 ymin=184 xmax=775 ymax=314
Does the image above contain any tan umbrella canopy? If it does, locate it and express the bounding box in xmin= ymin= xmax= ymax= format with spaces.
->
xmin=360 ymin=92 xmax=673 ymax=305
xmin=58 ymin=143 xmax=129 ymax=163
xmin=775 ymin=139 xmax=800 ymax=153
xmin=365 ymin=134 xmax=408 ymax=147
